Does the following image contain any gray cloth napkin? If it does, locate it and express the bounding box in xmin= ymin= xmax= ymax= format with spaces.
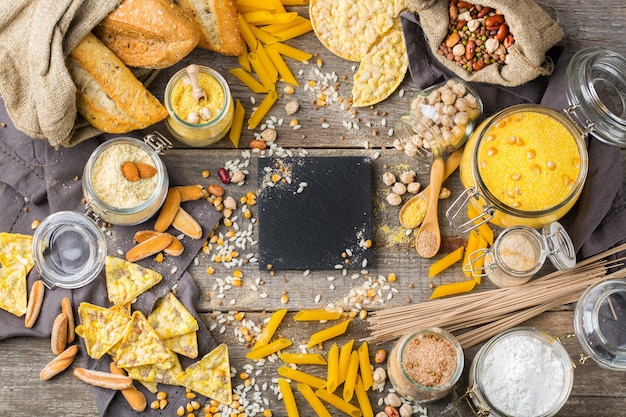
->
xmin=400 ymin=11 xmax=626 ymax=261
xmin=0 ymin=98 xmax=223 ymax=416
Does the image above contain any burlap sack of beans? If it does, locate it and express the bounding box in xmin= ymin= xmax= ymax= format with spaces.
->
xmin=0 ymin=0 xmax=121 ymax=148
xmin=406 ymin=0 xmax=564 ymax=87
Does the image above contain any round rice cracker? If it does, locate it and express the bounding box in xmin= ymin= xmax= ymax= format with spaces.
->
xmin=309 ymin=0 xmax=405 ymax=62
xmin=352 ymin=26 xmax=408 ymax=107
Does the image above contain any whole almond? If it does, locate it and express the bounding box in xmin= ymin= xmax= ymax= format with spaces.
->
xmin=121 ymin=161 xmax=139 ymax=182
xmin=136 ymin=162 xmax=157 ymax=179
xmin=207 ymin=184 xmax=225 ymax=197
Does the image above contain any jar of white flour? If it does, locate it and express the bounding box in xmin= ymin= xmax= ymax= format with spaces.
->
xmin=463 ymin=327 xmax=574 ymax=417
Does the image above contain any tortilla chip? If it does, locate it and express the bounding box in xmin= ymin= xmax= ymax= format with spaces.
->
xmin=75 ymin=302 xmax=132 ymax=359
xmin=138 ymin=380 xmax=159 ymax=393
xmin=0 ymin=264 xmax=27 ymax=317
xmin=125 ymin=348 xmax=184 ymax=386
xmin=176 ymin=343 xmax=232 ymax=405
xmin=115 ymin=311 xmax=172 ymax=368
xmin=105 ymin=256 xmax=162 ymax=306
xmin=148 ymin=292 xmax=199 ymax=339
xmin=0 ymin=232 xmax=34 ymax=272
xmin=162 ymin=331 xmax=199 ymax=359
xmin=110 ymin=302 xmax=132 ymax=317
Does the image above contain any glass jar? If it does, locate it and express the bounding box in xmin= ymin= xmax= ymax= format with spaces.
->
xmin=82 ymin=137 xmax=169 ymax=226
xmin=32 ymin=211 xmax=106 ymax=289
xmin=466 ymin=222 xmax=575 ymax=288
xmin=387 ymin=327 xmax=464 ymax=403
xmin=164 ymin=65 xmax=234 ymax=147
xmin=464 ymin=327 xmax=574 ymax=417
xmin=394 ymin=78 xmax=483 ymax=163
xmin=574 ymin=279 xmax=626 ymax=370
xmin=449 ymin=104 xmax=588 ymax=230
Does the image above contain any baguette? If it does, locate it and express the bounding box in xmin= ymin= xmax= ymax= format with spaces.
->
xmin=68 ymin=33 xmax=168 ymax=134
xmin=174 ymin=0 xmax=244 ymax=56
xmin=110 ymin=363 xmax=147 ymax=412
xmin=51 ymin=313 xmax=68 ymax=355
xmin=24 ymin=280 xmax=45 ymax=329
xmin=61 ymin=297 xmax=76 ymax=344
xmin=40 ymin=345 xmax=79 ymax=381
xmin=94 ymin=0 xmax=199 ymax=69
xmin=73 ymin=368 xmax=133 ymax=390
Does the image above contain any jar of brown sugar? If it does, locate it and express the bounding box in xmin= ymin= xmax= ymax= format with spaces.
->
xmin=387 ymin=327 xmax=464 ymax=403
xmin=465 ymin=222 xmax=576 ymax=288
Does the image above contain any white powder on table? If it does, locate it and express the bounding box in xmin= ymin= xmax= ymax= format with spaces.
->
xmin=91 ymin=143 xmax=157 ymax=208
xmin=478 ymin=332 xmax=569 ymax=416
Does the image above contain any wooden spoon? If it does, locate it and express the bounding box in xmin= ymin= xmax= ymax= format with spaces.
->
xmin=185 ymin=64 xmax=207 ymax=102
xmin=415 ymin=157 xmax=445 ymax=258
xmin=399 ymin=147 xmax=464 ymax=229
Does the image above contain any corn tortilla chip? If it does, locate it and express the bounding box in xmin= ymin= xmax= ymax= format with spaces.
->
xmin=125 ymin=347 xmax=183 ymax=386
xmin=0 ymin=264 xmax=27 ymax=317
xmin=162 ymin=331 xmax=199 ymax=359
xmin=75 ymin=302 xmax=132 ymax=359
xmin=0 ymin=232 xmax=34 ymax=272
xmin=115 ymin=311 xmax=172 ymax=368
xmin=176 ymin=343 xmax=232 ymax=405
xmin=105 ymin=256 xmax=162 ymax=306
xmin=147 ymin=292 xmax=199 ymax=339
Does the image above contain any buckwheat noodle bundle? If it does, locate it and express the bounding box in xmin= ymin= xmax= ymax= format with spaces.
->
xmin=366 ymin=243 xmax=626 ymax=347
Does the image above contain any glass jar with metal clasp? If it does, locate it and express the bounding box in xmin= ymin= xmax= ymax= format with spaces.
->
xmin=32 ymin=133 xmax=172 ymax=289
xmin=464 ymin=222 xmax=576 ymax=288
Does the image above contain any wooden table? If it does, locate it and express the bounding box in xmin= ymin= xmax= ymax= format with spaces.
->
xmin=1 ymin=1 xmax=625 ymax=416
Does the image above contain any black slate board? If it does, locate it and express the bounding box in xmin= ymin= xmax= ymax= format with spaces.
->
xmin=257 ymin=156 xmax=373 ymax=270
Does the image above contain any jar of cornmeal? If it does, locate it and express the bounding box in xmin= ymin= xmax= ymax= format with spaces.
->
xmin=394 ymin=78 xmax=483 ymax=163
xmin=462 ymin=327 xmax=574 ymax=417
xmin=466 ymin=222 xmax=576 ymax=288
xmin=164 ymin=65 xmax=234 ymax=147
xmin=82 ymin=137 xmax=169 ymax=225
xmin=387 ymin=327 xmax=464 ymax=403
xmin=448 ymin=48 xmax=626 ymax=230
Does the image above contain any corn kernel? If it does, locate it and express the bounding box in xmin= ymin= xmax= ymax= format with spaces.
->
xmin=186 ymin=392 xmax=196 ymax=399
xmin=363 ymin=239 xmax=373 ymax=248
xmin=263 ymin=410 xmax=273 ymax=417
xmin=156 ymin=392 xmax=167 ymax=401
xmin=159 ymin=399 xmax=167 ymax=409
xmin=155 ymin=252 xmax=164 ymax=263
xmin=150 ymin=400 xmax=160 ymax=410
xmin=308 ymin=80 xmax=316 ymax=87
xmin=223 ymin=218 xmax=233 ymax=227
xmin=234 ymin=312 xmax=245 ymax=321
xmin=231 ymin=251 xmax=239 ymax=258
xmin=280 ymin=295 xmax=289 ymax=304
xmin=206 ymin=266 xmax=216 ymax=275
xmin=186 ymin=403 xmax=194 ymax=412
xmin=243 ymin=209 xmax=252 ymax=219
xmin=387 ymin=273 xmax=397 ymax=282
xmin=177 ymin=406 xmax=186 ymax=416
xmin=233 ymin=269 xmax=243 ymax=278
xmin=202 ymin=169 xmax=210 ymax=178
xmin=231 ymin=277 xmax=242 ymax=287
xmin=191 ymin=401 xmax=200 ymax=410
xmin=240 ymin=372 xmax=249 ymax=380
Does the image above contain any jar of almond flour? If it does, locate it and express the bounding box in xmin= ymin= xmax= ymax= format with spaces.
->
xmin=465 ymin=222 xmax=575 ymax=288
xmin=387 ymin=327 xmax=464 ymax=403
xmin=82 ymin=135 xmax=169 ymax=225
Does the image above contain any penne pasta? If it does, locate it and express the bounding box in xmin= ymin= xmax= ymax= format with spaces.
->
xmin=272 ymin=20 xmax=313 ymax=41
xmin=229 ymin=68 xmax=269 ymax=94
xmin=354 ymin=376 xmax=374 ymax=417
xmin=326 ymin=344 xmax=339 ymax=393
xmin=254 ymin=308 xmax=287 ymax=348
xmin=337 ymin=339 xmax=354 ymax=386
xmin=254 ymin=43 xmax=279 ymax=83
xmin=357 ymin=342 xmax=373 ymax=391
xmin=236 ymin=0 xmax=275 ymax=10
xmin=248 ymin=90 xmax=277 ymax=129
xmin=306 ymin=319 xmax=350 ymax=348
xmin=467 ymin=204 xmax=494 ymax=246
xmin=237 ymin=13 xmax=259 ymax=51
xmin=249 ymin=25 xmax=281 ymax=46
xmin=266 ymin=48 xmax=299 ymax=86
xmin=261 ymin=16 xmax=310 ymax=34
xmin=315 ymin=388 xmax=363 ymax=417
xmin=243 ymin=11 xmax=298 ymax=25
xmin=248 ymin=51 xmax=275 ymax=91
xmin=278 ymin=378 xmax=300 ymax=417
xmin=246 ymin=337 xmax=292 ymax=360
xmin=342 ymin=350 xmax=359 ymax=402
xmin=429 ymin=245 xmax=465 ymax=278
xmin=293 ymin=309 xmax=342 ymax=321
xmin=266 ymin=41 xmax=312 ymax=62
xmin=278 ymin=352 xmax=327 ymax=365
xmin=462 ymin=230 xmax=480 ymax=277
xmin=297 ymin=383 xmax=332 ymax=417
xmin=277 ymin=366 xmax=327 ymax=389
xmin=267 ymin=0 xmax=286 ymax=13
xmin=238 ymin=50 xmax=251 ymax=72
xmin=228 ymin=100 xmax=246 ymax=148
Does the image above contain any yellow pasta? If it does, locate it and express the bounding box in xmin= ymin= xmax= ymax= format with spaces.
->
xmin=243 ymin=11 xmax=298 ymax=25
xmin=307 ymin=319 xmax=350 ymax=348
xmin=463 ymin=230 xmax=480 ymax=278
xmin=278 ymin=378 xmax=300 ymax=417
xmin=238 ymin=50 xmax=251 ymax=72
xmin=254 ymin=43 xmax=279 ymax=83
xmin=261 ymin=16 xmax=310 ymax=34
xmin=236 ymin=0 xmax=275 ymax=10
xmin=326 ymin=344 xmax=339 ymax=393
xmin=315 ymin=388 xmax=363 ymax=417
xmin=248 ymin=90 xmax=278 ymax=129
xmin=429 ymin=246 xmax=465 ymax=278
xmin=467 ymin=204 xmax=495 ymax=246
xmin=246 ymin=337 xmax=292 ymax=360
xmin=297 ymin=383 xmax=332 ymax=417
xmin=229 ymin=68 xmax=269 ymax=94
xmin=228 ymin=100 xmax=246 ymax=148
xmin=354 ymin=376 xmax=374 ymax=417
xmin=273 ymin=20 xmax=313 ymax=41
xmin=357 ymin=342 xmax=373 ymax=391
xmin=250 ymin=25 xmax=281 ymax=45
xmin=277 ymin=366 xmax=327 ymax=389
xmin=343 ymin=351 xmax=359 ymax=402
xmin=266 ymin=41 xmax=312 ymax=62
xmin=337 ymin=339 xmax=354 ymax=385
xmin=267 ymin=0 xmax=286 ymax=13
xmin=266 ymin=48 xmax=299 ymax=86
xmin=293 ymin=309 xmax=342 ymax=321
xmin=254 ymin=308 xmax=287 ymax=348
xmin=278 ymin=353 xmax=328 ymax=365
xmin=237 ymin=13 xmax=258 ymax=51
xmin=248 ymin=51 xmax=275 ymax=91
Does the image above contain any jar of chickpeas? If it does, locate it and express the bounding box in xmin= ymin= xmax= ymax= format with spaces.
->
xmin=447 ymin=48 xmax=626 ymax=230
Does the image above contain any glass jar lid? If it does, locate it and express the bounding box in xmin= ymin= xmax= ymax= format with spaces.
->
xmin=541 ymin=222 xmax=576 ymax=271
xmin=32 ymin=211 xmax=106 ymax=289
xmin=574 ymin=279 xmax=626 ymax=370
xmin=565 ymin=48 xmax=626 ymax=147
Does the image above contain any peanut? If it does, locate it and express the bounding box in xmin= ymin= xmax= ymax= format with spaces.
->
xmin=207 ymin=184 xmax=225 ymax=197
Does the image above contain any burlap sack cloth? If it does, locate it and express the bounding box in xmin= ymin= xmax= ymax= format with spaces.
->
xmin=0 ymin=0 xmax=121 ymax=148
xmin=406 ymin=0 xmax=564 ymax=86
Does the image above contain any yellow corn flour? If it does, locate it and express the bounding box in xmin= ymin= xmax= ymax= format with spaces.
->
xmin=171 ymin=72 xmax=225 ymax=122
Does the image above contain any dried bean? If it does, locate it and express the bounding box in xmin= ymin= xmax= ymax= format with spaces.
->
xmin=495 ymin=24 xmax=509 ymax=42
xmin=465 ymin=39 xmax=476 ymax=60
xmin=217 ymin=168 xmax=230 ymax=184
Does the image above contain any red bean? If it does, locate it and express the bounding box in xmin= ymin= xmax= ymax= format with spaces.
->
xmin=217 ymin=168 xmax=230 ymax=184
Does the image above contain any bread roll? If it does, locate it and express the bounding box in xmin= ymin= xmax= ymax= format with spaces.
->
xmin=174 ymin=0 xmax=245 ymax=56
xmin=68 ymin=33 xmax=168 ymax=134
xmin=94 ymin=0 xmax=199 ymax=69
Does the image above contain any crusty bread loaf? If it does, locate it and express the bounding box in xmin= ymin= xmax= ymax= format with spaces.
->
xmin=68 ymin=33 xmax=168 ymax=134
xmin=174 ymin=0 xmax=244 ymax=56
xmin=93 ymin=0 xmax=199 ymax=69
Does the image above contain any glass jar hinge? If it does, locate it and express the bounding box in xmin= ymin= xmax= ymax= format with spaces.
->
xmin=446 ymin=187 xmax=495 ymax=233
xmin=84 ymin=199 xmax=105 ymax=225
xmin=454 ymin=386 xmax=491 ymax=417
xmin=143 ymin=131 xmax=173 ymax=155
xmin=563 ymin=105 xmax=595 ymax=137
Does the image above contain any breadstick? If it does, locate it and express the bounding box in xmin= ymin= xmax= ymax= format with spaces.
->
xmin=40 ymin=345 xmax=79 ymax=381
xmin=73 ymin=368 xmax=133 ymax=390
xmin=25 ymin=280 xmax=45 ymax=328
xmin=50 ymin=313 xmax=68 ymax=355
xmin=125 ymin=232 xmax=172 ymax=262
xmin=61 ymin=297 xmax=75 ymax=343
xmin=110 ymin=362 xmax=147 ymax=412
